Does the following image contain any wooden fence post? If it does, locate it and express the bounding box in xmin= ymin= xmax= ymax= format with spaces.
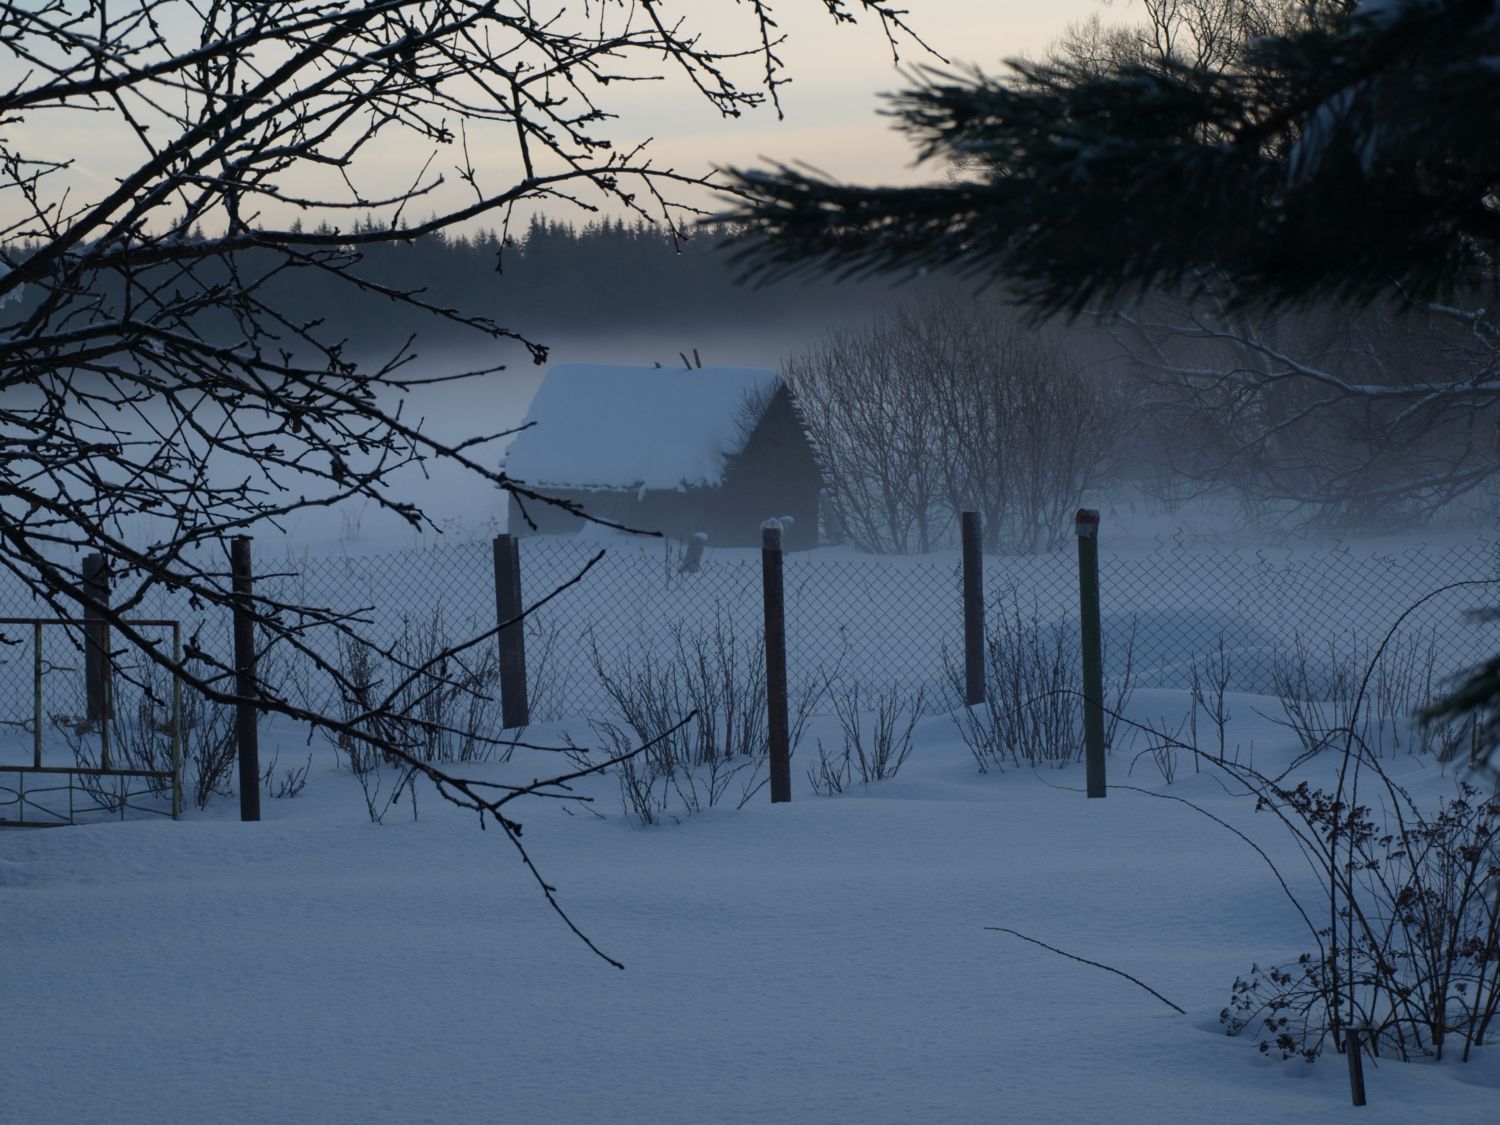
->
xmin=1076 ymin=509 xmax=1106 ymax=799
xmin=231 ymin=536 xmax=261 ymax=822
xmin=762 ymin=521 xmax=791 ymax=803
xmin=493 ymin=534 xmax=529 ymax=728
xmin=82 ymin=552 xmax=111 ymax=725
xmin=961 ymin=511 xmax=985 ymax=706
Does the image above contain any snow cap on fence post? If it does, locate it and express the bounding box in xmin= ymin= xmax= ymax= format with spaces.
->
xmin=1075 ymin=508 xmax=1101 ymax=539
xmin=82 ymin=552 xmax=111 ymax=727
xmin=761 ymin=515 xmax=792 ymax=542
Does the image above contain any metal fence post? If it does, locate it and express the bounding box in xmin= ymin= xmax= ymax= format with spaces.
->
xmin=231 ymin=536 xmax=261 ymax=822
xmin=32 ymin=621 xmax=43 ymax=769
xmin=962 ymin=511 xmax=985 ymax=706
xmin=493 ymin=534 xmax=530 ymax=728
xmin=82 ymin=552 xmax=111 ymax=726
xmin=171 ymin=621 xmax=184 ymax=821
xmin=762 ymin=521 xmax=791 ymax=803
xmin=1076 ymin=509 xmax=1106 ymax=798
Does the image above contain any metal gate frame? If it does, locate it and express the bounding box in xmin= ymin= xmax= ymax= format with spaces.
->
xmin=0 ymin=617 xmax=182 ymax=826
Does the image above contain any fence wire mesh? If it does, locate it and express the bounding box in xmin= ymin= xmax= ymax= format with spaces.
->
xmin=517 ymin=535 xmax=1500 ymax=720
xmin=2 ymin=533 xmax=1497 ymax=751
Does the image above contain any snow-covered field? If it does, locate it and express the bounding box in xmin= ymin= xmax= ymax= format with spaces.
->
xmin=3 ymin=693 xmax=1497 ymax=1123
xmin=4 ymin=497 xmax=1500 ymax=1121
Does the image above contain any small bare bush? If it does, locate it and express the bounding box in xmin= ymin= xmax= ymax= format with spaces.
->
xmin=327 ymin=606 xmax=519 ymax=770
xmin=1222 ymin=782 xmax=1500 ymax=1063
xmin=587 ymin=618 xmax=823 ymax=823
xmin=260 ymin=750 xmax=312 ymax=799
xmin=62 ymin=653 xmax=236 ymax=812
xmin=1190 ymin=635 xmax=1234 ymax=767
xmin=816 ymin=682 xmax=923 ymax=791
xmin=950 ymin=600 xmax=1134 ymax=771
xmin=325 ymin=608 xmax=517 ymax=824
xmin=1272 ymin=629 xmax=1459 ymax=760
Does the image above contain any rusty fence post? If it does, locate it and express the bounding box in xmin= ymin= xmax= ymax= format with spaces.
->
xmin=32 ymin=621 xmax=43 ymax=768
xmin=82 ymin=552 xmax=111 ymax=727
xmin=962 ymin=511 xmax=985 ymax=706
xmin=231 ymin=536 xmax=261 ymax=822
xmin=1346 ymin=1026 xmax=1368 ymax=1106
xmin=172 ymin=621 xmax=184 ymax=821
xmin=1076 ymin=509 xmax=1106 ymax=799
xmin=762 ymin=521 xmax=791 ymax=803
xmin=493 ymin=534 xmax=530 ymax=728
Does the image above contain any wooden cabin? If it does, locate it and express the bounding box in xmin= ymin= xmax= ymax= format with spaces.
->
xmin=503 ymin=364 xmax=821 ymax=550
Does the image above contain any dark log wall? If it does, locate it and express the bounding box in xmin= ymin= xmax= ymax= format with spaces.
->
xmin=718 ymin=386 xmax=820 ymax=550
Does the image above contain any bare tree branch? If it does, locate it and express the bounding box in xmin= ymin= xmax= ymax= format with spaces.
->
xmin=0 ymin=0 xmax=932 ymax=962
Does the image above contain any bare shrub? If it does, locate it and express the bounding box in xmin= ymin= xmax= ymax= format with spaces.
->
xmin=522 ymin=611 xmax=565 ymax=723
xmin=1222 ymin=782 xmax=1500 ymax=1063
xmin=950 ymin=599 xmax=1135 ymax=771
xmin=834 ymin=682 xmax=924 ymax=783
xmin=1098 ymin=613 xmax=1500 ymax=1067
xmin=260 ymin=750 xmax=311 ymax=799
xmin=807 ymin=739 xmax=853 ymax=796
xmin=1190 ymin=634 xmax=1234 ymax=766
xmin=784 ymin=295 xmax=1113 ymax=554
xmin=323 ymin=609 xmax=517 ymax=825
xmin=62 ymin=652 xmax=236 ymax=812
xmin=589 ymin=718 xmax=765 ymax=825
xmin=1271 ymin=630 xmax=1453 ymax=760
xmin=1126 ymin=713 xmax=1191 ymax=786
xmin=587 ymin=618 xmax=823 ymax=823
xmin=326 ymin=606 xmax=519 ymax=772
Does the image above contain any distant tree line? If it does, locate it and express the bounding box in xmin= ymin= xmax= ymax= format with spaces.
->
xmin=5 ymin=216 xmax=904 ymax=361
xmin=275 ymin=215 xmax=870 ymax=353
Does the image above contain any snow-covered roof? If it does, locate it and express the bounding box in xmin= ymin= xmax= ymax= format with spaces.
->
xmin=504 ymin=363 xmax=784 ymax=491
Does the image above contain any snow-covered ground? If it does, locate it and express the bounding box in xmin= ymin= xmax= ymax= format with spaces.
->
xmin=3 ymin=695 xmax=1496 ymax=1123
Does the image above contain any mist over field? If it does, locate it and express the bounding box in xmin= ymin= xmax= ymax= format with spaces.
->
xmin=274 ymin=311 xmax=912 ymax=550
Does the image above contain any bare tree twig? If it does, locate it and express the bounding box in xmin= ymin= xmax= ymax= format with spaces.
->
xmin=985 ymin=926 xmax=1186 ymax=1014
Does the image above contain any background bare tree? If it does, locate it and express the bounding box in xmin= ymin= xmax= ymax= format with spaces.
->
xmin=1112 ymin=283 xmax=1500 ymax=528
xmin=0 ymin=0 xmax=924 ymax=961
xmin=784 ymin=315 xmax=948 ymax=553
xmin=1046 ymin=0 xmax=1498 ymax=532
xmin=785 ymin=297 xmax=1114 ymax=554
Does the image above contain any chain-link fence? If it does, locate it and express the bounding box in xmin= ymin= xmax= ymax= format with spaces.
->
xmin=3 ymin=533 xmax=1498 ymax=748
xmin=520 ymin=538 xmax=967 ymax=718
xmin=518 ymin=535 xmax=1500 ymax=718
xmin=979 ymin=540 xmax=1500 ymax=695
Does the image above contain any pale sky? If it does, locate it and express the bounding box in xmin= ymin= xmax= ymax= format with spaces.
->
xmin=630 ymin=1 xmax=1103 ymax=189
xmin=3 ymin=1 xmax=1105 ymax=235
